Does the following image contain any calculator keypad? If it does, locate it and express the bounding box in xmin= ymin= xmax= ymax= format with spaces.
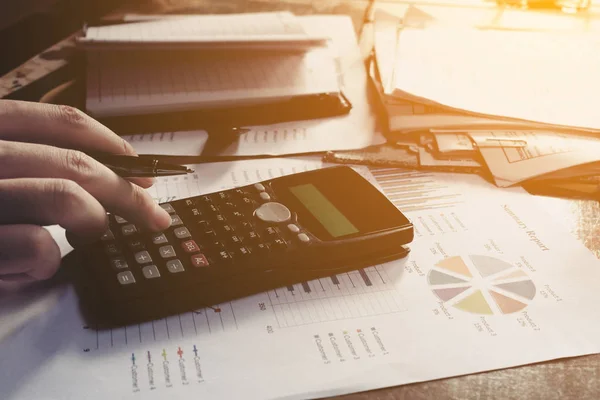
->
xmin=100 ymin=182 xmax=312 ymax=287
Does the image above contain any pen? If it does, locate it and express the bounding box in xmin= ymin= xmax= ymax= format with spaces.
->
xmin=90 ymin=154 xmax=194 ymax=177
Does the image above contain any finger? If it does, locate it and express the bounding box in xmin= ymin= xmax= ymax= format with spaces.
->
xmin=129 ymin=176 xmax=155 ymax=189
xmin=0 ymin=142 xmax=170 ymax=232
xmin=0 ymin=101 xmax=154 ymax=188
xmin=0 ymin=100 xmax=136 ymax=155
xmin=0 ymin=225 xmax=61 ymax=281
xmin=0 ymin=178 xmax=109 ymax=242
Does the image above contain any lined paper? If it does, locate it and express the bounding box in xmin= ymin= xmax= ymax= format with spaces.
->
xmin=82 ymin=12 xmax=306 ymax=43
xmin=86 ymin=47 xmax=340 ymax=117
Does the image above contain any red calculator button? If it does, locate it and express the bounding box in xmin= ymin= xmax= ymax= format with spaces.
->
xmin=182 ymin=240 xmax=200 ymax=253
xmin=191 ymin=254 xmax=210 ymax=267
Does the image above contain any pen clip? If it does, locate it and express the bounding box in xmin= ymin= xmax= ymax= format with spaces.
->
xmin=200 ymin=126 xmax=250 ymax=157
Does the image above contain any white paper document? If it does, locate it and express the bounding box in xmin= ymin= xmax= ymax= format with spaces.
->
xmin=392 ymin=28 xmax=600 ymax=131
xmin=3 ymin=158 xmax=600 ymax=399
xmin=79 ymin=12 xmax=326 ymax=49
xmin=467 ymin=130 xmax=600 ymax=187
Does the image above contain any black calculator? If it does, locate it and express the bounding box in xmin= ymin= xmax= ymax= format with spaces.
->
xmin=73 ymin=166 xmax=414 ymax=327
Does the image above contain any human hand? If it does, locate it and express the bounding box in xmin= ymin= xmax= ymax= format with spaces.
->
xmin=0 ymin=100 xmax=171 ymax=282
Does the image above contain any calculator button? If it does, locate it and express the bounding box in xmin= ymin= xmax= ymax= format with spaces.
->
xmin=239 ymin=221 xmax=254 ymax=231
xmin=110 ymin=257 xmax=128 ymax=270
xmin=121 ymin=224 xmax=138 ymax=236
xmin=214 ymin=214 xmax=226 ymax=223
xmin=170 ymin=214 xmax=183 ymax=226
xmin=173 ymin=227 xmax=191 ymax=239
xmin=208 ymin=204 xmax=218 ymax=214
xmin=235 ymin=246 xmax=252 ymax=258
xmin=104 ymin=243 xmax=122 ymax=256
xmin=264 ymin=227 xmax=279 ymax=237
xmin=199 ymin=229 xmax=218 ymax=239
xmin=254 ymin=183 xmax=266 ymax=192
xmin=241 ymin=197 xmax=254 ymax=207
xmin=198 ymin=195 xmax=212 ymax=205
xmin=128 ymin=239 xmax=146 ymax=252
xmin=230 ymin=235 xmax=242 ymax=245
xmin=152 ymin=233 xmax=168 ymax=245
xmin=271 ymin=238 xmax=288 ymax=251
xmin=217 ymin=192 xmax=229 ymax=201
xmin=159 ymin=245 xmax=176 ymax=258
xmin=100 ymin=229 xmax=115 ymax=241
xmin=216 ymin=250 xmax=234 ymax=264
xmin=184 ymin=199 xmax=195 ymax=207
xmin=254 ymin=243 xmax=269 ymax=254
xmin=287 ymin=224 xmax=300 ymax=233
xmin=135 ymin=251 xmax=153 ymax=264
xmin=166 ymin=259 xmax=185 ymax=274
xmin=142 ymin=265 xmax=161 ymax=279
xmin=221 ymin=224 xmax=234 ymax=235
xmin=206 ymin=240 xmax=225 ymax=252
xmin=246 ymin=230 xmax=259 ymax=242
xmin=228 ymin=211 xmax=243 ymax=220
xmin=117 ymin=271 xmax=136 ymax=285
xmin=254 ymin=202 xmax=291 ymax=223
xmin=234 ymin=189 xmax=245 ymax=196
xmin=114 ymin=215 xmax=127 ymax=224
xmin=259 ymin=192 xmax=271 ymax=201
xmin=196 ymin=220 xmax=211 ymax=230
xmin=191 ymin=254 xmax=210 ymax=268
xmin=297 ymin=233 xmax=311 ymax=243
xmin=182 ymin=240 xmax=200 ymax=253
xmin=222 ymin=202 xmax=236 ymax=210
xmin=160 ymin=203 xmax=176 ymax=214
xmin=190 ymin=208 xmax=202 ymax=217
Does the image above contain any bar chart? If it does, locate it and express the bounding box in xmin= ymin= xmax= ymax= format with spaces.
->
xmin=87 ymin=303 xmax=238 ymax=351
xmin=370 ymin=168 xmax=465 ymax=212
xmin=267 ymin=265 xmax=407 ymax=328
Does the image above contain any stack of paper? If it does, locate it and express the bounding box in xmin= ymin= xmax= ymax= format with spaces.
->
xmin=79 ymin=12 xmax=345 ymax=119
xmin=363 ymin=9 xmax=600 ymax=194
xmin=371 ymin=10 xmax=600 ymax=135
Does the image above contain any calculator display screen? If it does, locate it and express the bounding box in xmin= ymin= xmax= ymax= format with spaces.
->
xmin=271 ymin=166 xmax=410 ymax=242
xmin=289 ymin=184 xmax=359 ymax=238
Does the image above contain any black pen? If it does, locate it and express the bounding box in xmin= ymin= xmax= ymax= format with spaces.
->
xmin=91 ymin=154 xmax=194 ymax=177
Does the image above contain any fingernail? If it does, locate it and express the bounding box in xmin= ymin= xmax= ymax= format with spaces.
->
xmin=153 ymin=204 xmax=172 ymax=231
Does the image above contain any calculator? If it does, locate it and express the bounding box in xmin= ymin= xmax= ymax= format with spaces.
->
xmin=73 ymin=166 xmax=414 ymax=327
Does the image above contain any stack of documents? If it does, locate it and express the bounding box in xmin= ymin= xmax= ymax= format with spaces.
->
xmin=371 ymin=10 xmax=600 ymax=134
xmin=79 ymin=12 xmax=348 ymax=120
xmin=360 ymin=9 xmax=600 ymax=194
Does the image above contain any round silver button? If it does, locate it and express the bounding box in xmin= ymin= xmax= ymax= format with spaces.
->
xmin=254 ymin=183 xmax=266 ymax=191
xmin=287 ymin=224 xmax=300 ymax=233
xmin=254 ymin=202 xmax=292 ymax=223
xmin=259 ymin=192 xmax=271 ymax=201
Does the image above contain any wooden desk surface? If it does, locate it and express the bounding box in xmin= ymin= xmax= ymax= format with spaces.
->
xmin=4 ymin=0 xmax=600 ymax=399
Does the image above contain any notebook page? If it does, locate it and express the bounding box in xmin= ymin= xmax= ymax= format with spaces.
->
xmin=86 ymin=48 xmax=341 ymax=117
xmin=83 ymin=12 xmax=307 ymax=43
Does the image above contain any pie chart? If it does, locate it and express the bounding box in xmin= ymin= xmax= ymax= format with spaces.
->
xmin=427 ymin=255 xmax=536 ymax=315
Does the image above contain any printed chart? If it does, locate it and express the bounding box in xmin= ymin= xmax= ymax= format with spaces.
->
xmin=370 ymin=168 xmax=465 ymax=212
xmin=267 ymin=265 xmax=406 ymax=328
xmin=428 ymin=255 xmax=536 ymax=315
